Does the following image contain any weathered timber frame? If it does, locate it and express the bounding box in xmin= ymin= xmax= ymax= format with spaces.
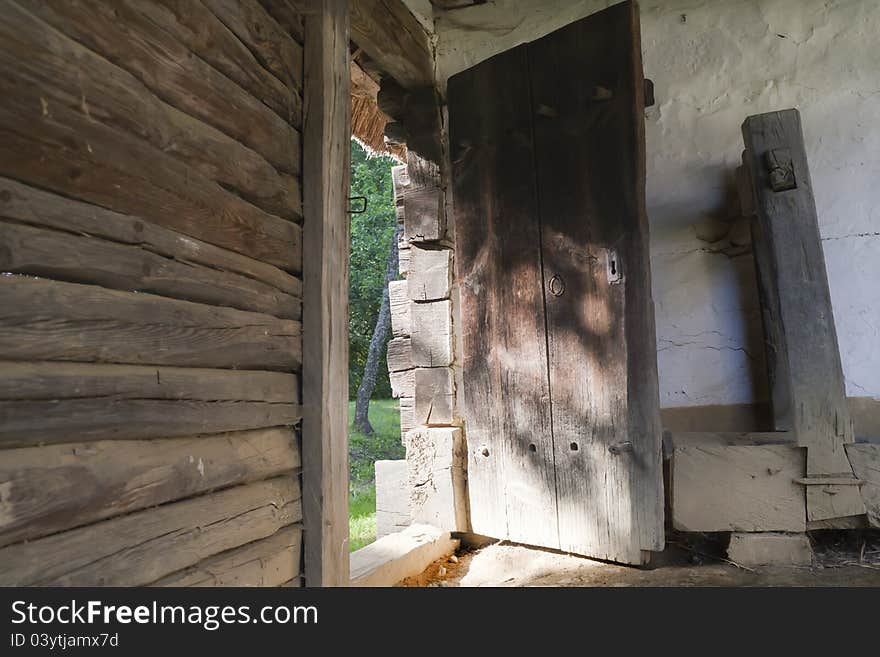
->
xmin=302 ymin=0 xmax=351 ymax=587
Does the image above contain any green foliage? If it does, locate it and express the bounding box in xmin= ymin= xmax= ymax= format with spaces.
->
xmin=348 ymin=399 xmax=404 ymax=552
xmin=349 ymin=140 xmax=398 ymax=400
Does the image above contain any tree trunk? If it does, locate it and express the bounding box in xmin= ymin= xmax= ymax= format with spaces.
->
xmin=353 ymin=224 xmax=402 ymax=435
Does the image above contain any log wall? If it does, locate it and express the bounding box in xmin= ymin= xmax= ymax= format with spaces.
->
xmin=0 ymin=0 xmax=308 ymax=586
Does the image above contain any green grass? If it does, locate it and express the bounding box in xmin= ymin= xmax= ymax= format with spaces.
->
xmin=348 ymin=399 xmax=404 ymax=552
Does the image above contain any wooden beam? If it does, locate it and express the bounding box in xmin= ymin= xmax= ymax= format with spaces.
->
xmin=302 ymin=0 xmax=351 ymax=587
xmin=0 ymin=427 xmax=299 ymax=546
xmin=742 ymin=109 xmax=865 ymax=522
xmin=350 ymin=0 xmax=433 ymax=89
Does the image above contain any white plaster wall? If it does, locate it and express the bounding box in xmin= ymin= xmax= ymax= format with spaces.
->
xmin=433 ymin=0 xmax=880 ymax=407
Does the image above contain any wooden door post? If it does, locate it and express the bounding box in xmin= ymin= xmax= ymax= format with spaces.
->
xmin=302 ymin=0 xmax=351 ymax=587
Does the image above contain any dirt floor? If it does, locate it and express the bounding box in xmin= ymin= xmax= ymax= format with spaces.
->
xmin=400 ymin=531 xmax=880 ymax=587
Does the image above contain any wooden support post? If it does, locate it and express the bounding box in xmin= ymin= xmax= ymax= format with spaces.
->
xmin=742 ymin=109 xmax=864 ymax=522
xmin=302 ymin=0 xmax=350 ymax=587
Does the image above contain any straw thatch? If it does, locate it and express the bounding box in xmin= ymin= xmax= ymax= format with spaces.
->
xmin=351 ymin=61 xmax=406 ymax=162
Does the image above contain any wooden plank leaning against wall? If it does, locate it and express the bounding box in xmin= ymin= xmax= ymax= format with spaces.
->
xmin=0 ymin=0 xmax=311 ymax=586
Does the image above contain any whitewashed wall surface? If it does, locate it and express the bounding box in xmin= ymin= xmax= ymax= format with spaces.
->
xmin=434 ymin=0 xmax=880 ymax=408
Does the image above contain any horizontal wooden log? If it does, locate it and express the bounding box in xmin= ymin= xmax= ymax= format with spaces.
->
xmin=0 ymin=476 xmax=301 ymax=586
xmin=258 ymin=0 xmax=305 ymax=46
xmin=153 ymin=525 xmax=302 ymax=586
xmin=0 ymin=80 xmax=301 ymax=272
xmin=387 ymin=337 xmax=413 ymax=373
xmin=203 ymin=0 xmax=303 ymax=97
xmin=0 ymin=427 xmax=300 ymax=546
xmin=0 ymin=3 xmax=301 ymax=221
xmin=350 ymin=0 xmax=434 ymax=89
xmin=408 ymin=246 xmax=452 ymax=301
xmin=0 ymin=178 xmax=300 ymax=299
xmin=0 ymin=361 xmax=298 ymax=402
xmin=670 ymin=433 xmax=806 ymax=532
xmin=410 ymin=300 xmax=453 ymax=367
xmin=389 ymin=369 xmax=415 ymax=400
xmin=845 ymin=443 xmax=880 ymax=528
xmin=152 ymin=0 xmax=301 ymax=126
xmin=23 ymin=0 xmax=301 ymax=175
xmin=0 ymin=277 xmax=302 ymax=371
xmin=414 ymin=367 xmax=455 ymax=426
xmin=407 ymin=427 xmax=467 ymax=531
xmin=399 ymin=243 xmax=411 ymax=276
xmin=0 ymin=220 xmax=300 ymax=319
xmin=390 ymin=280 xmax=412 ymax=337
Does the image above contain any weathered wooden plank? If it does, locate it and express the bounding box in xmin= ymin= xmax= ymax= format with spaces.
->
xmin=845 ymin=443 xmax=880 ymax=528
xmin=0 ymin=477 xmax=301 ymax=586
xmin=399 ymin=397 xmax=415 ymax=436
xmin=258 ymin=0 xmax=306 ymax=46
xmin=151 ymin=0 xmax=301 ymax=126
xmin=389 ymin=368 xmax=415 ymax=399
xmin=0 ymin=78 xmax=301 ymax=272
xmin=24 ymin=0 xmax=301 ymax=175
xmin=528 ymin=2 xmax=663 ymax=561
xmin=410 ymin=300 xmax=452 ymax=367
xmin=407 ymin=428 xmax=467 ymax=531
xmin=0 ymin=277 xmax=301 ymax=371
xmin=387 ymin=337 xmax=413 ymax=373
xmin=743 ymin=109 xmax=864 ymax=521
xmin=0 ymin=220 xmax=299 ymax=320
xmin=0 ymin=1 xmax=301 ymax=221
xmin=0 ymin=361 xmax=297 ymax=403
xmin=0 ymin=427 xmax=300 ymax=546
xmin=0 ymin=178 xmax=300 ymax=299
xmin=350 ymin=0 xmax=433 ymax=89
xmin=402 ymin=152 xmax=445 ymax=243
xmin=390 ymin=280 xmax=412 ymax=336
xmin=153 ymin=525 xmax=302 ymax=586
xmin=375 ymin=459 xmax=410 ymax=537
xmin=203 ymin=0 xmax=303 ymax=97
xmin=0 ymin=362 xmax=300 ymax=447
xmin=399 ymin=242 xmax=412 ymax=276
xmin=671 ymin=438 xmax=806 ymax=532
xmin=408 ymin=246 xmax=452 ymax=301
xmin=302 ymin=0 xmax=351 ymax=587
xmin=414 ymin=367 xmax=455 ymax=426
xmin=449 ymin=45 xmax=557 ymax=546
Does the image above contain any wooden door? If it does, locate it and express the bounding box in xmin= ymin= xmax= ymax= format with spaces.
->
xmin=449 ymin=1 xmax=663 ymax=564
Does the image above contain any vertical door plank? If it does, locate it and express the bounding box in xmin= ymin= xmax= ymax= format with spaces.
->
xmin=528 ymin=1 xmax=663 ymax=562
xmin=449 ymin=46 xmax=560 ymax=548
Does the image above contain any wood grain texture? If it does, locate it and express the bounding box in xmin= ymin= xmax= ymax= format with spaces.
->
xmin=743 ymin=109 xmax=864 ymax=521
xmin=0 ymin=477 xmax=301 ymax=586
xmin=0 ymin=277 xmax=301 ymax=371
xmin=414 ymin=367 xmax=455 ymax=426
xmin=528 ymin=2 xmax=663 ymax=560
xmin=0 ymin=76 xmax=301 ymax=272
xmin=410 ymin=300 xmax=452 ymax=367
xmin=408 ymin=246 xmax=452 ymax=301
xmin=402 ymin=152 xmax=445 ymax=243
xmin=151 ymin=0 xmax=301 ymax=126
xmin=449 ymin=44 xmax=558 ymax=547
xmin=390 ymin=280 xmax=412 ymax=336
xmin=0 ymin=178 xmax=300 ymax=300
xmin=23 ymin=0 xmax=301 ymax=175
xmin=389 ymin=368 xmax=415 ymax=399
xmin=671 ymin=438 xmax=806 ymax=532
xmin=0 ymin=427 xmax=300 ymax=547
xmin=399 ymin=397 xmax=415 ymax=436
xmin=258 ymin=0 xmax=306 ymax=46
xmin=153 ymin=525 xmax=302 ymax=586
xmin=386 ymin=337 xmax=413 ymax=373
xmin=203 ymin=0 xmax=303 ymax=97
xmin=0 ymin=220 xmax=299 ymax=320
xmin=0 ymin=362 xmax=300 ymax=447
xmin=846 ymin=443 xmax=880 ymax=528
xmin=301 ymin=0 xmax=351 ymax=587
xmin=0 ymin=2 xmax=302 ymax=221
xmin=350 ymin=0 xmax=433 ymax=89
